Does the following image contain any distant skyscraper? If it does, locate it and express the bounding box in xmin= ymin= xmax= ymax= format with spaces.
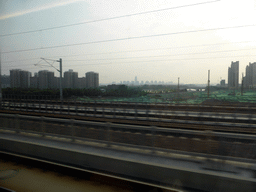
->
xmin=20 ymin=71 xmax=31 ymax=88
xmin=228 ymin=61 xmax=239 ymax=89
xmin=134 ymin=76 xmax=139 ymax=85
xmin=38 ymin=70 xmax=54 ymax=89
xmin=78 ymin=77 xmax=86 ymax=88
xmin=64 ymin=69 xmax=78 ymax=88
xmin=10 ymin=69 xmax=21 ymax=88
xmin=10 ymin=69 xmax=31 ymax=88
xmin=220 ymin=79 xmax=225 ymax=86
xmin=244 ymin=62 xmax=256 ymax=88
xmin=1 ymin=75 xmax=10 ymax=88
xmin=30 ymin=73 xmax=38 ymax=88
xmin=85 ymin=72 xmax=99 ymax=88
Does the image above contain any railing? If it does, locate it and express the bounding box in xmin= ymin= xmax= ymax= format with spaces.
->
xmin=0 ymin=113 xmax=256 ymax=163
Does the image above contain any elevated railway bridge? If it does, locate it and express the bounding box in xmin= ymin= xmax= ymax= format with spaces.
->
xmin=0 ymin=99 xmax=256 ymax=191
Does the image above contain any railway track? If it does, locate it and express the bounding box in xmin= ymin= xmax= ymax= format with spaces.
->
xmin=1 ymin=101 xmax=256 ymax=134
xmin=2 ymin=98 xmax=256 ymax=113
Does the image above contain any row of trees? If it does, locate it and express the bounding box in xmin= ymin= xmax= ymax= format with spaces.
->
xmin=2 ymin=86 xmax=147 ymax=99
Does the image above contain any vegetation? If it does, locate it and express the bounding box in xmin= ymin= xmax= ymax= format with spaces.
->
xmin=2 ymin=86 xmax=147 ymax=99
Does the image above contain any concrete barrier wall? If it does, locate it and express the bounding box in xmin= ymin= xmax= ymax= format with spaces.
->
xmin=0 ymin=136 xmax=255 ymax=192
xmin=1 ymin=114 xmax=256 ymax=160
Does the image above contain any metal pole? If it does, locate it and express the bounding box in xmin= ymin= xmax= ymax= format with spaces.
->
xmin=177 ymin=77 xmax=180 ymax=102
xmin=59 ymin=58 xmax=63 ymax=101
xmin=178 ymin=77 xmax=180 ymax=90
xmin=241 ymin=73 xmax=244 ymax=96
xmin=0 ymin=52 xmax=2 ymax=109
xmin=207 ymin=70 xmax=210 ymax=98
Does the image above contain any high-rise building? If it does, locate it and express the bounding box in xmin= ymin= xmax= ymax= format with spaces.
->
xmin=20 ymin=71 xmax=31 ymax=88
xmin=10 ymin=69 xmax=31 ymax=88
xmin=30 ymin=73 xmax=38 ymax=88
xmin=10 ymin=69 xmax=21 ymax=88
xmin=134 ymin=76 xmax=139 ymax=85
xmin=78 ymin=77 xmax=86 ymax=88
xmin=64 ymin=69 xmax=78 ymax=88
xmin=228 ymin=61 xmax=239 ymax=89
xmin=244 ymin=62 xmax=256 ymax=88
xmin=85 ymin=72 xmax=99 ymax=88
xmin=38 ymin=70 xmax=54 ymax=89
xmin=220 ymin=79 xmax=225 ymax=86
xmin=1 ymin=75 xmax=10 ymax=88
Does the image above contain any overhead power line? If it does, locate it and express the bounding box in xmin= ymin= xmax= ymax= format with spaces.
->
xmin=2 ymin=24 xmax=256 ymax=54
xmin=5 ymin=54 xmax=256 ymax=69
xmin=2 ymin=40 xmax=256 ymax=64
xmin=64 ymin=47 xmax=256 ymax=62
xmin=38 ymin=40 xmax=256 ymax=58
xmin=0 ymin=0 xmax=220 ymax=37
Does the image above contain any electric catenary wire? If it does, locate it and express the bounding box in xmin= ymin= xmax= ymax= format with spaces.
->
xmin=2 ymin=24 xmax=256 ymax=54
xmin=0 ymin=0 xmax=220 ymax=37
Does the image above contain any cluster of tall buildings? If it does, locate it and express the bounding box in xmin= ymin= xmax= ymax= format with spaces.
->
xmin=227 ymin=61 xmax=256 ymax=89
xmin=9 ymin=69 xmax=99 ymax=89
xmin=118 ymin=76 xmax=171 ymax=86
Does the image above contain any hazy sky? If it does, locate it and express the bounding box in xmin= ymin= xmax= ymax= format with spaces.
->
xmin=1 ymin=0 xmax=256 ymax=84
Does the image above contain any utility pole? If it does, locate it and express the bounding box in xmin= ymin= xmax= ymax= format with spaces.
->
xmin=207 ymin=70 xmax=210 ymax=98
xmin=178 ymin=77 xmax=180 ymax=90
xmin=241 ymin=73 xmax=244 ymax=96
xmin=58 ymin=58 xmax=63 ymax=101
xmin=177 ymin=77 xmax=180 ymax=102
xmin=0 ymin=52 xmax=2 ymax=109
xmin=36 ymin=58 xmax=63 ymax=101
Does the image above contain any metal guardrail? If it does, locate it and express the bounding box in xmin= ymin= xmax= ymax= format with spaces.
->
xmin=0 ymin=113 xmax=256 ymax=163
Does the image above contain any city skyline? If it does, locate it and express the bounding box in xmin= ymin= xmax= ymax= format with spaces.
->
xmin=1 ymin=0 xmax=256 ymax=84
xmin=7 ymin=68 xmax=99 ymax=89
xmin=6 ymin=59 xmax=256 ymax=88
